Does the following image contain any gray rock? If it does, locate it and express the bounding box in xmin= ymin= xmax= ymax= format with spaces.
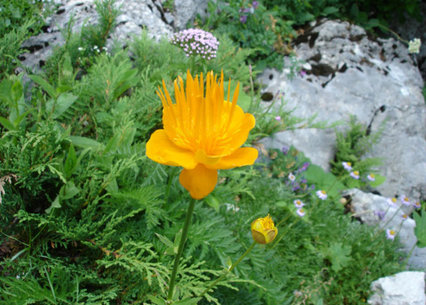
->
xmin=258 ymin=19 xmax=426 ymax=201
xmin=113 ymin=0 xmax=173 ymax=42
xmin=260 ymin=128 xmax=336 ymax=171
xmin=389 ymin=1 xmax=426 ymax=80
xmin=343 ymin=188 xmax=426 ymax=269
xmin=368 ymin=271 xmax=425 ymax=305
xmin=173 ymin=0 xmax=209 ymax=30
xmin=20 ymin=0 xmax=173 ymax=72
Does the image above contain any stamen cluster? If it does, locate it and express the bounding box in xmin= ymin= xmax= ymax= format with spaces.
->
xmin=171 ymin=28 xmax=219 ymax=60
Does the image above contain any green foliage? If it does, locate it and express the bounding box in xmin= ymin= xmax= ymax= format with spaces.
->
xmin=263 ymin=0 xmax=421 ymax=31
xmin=202 ymin=0 xmax=293 ymax=70
xmin=413 ymin=208 xmax=426 ymax=248
xmin=331 ymin=116 xmax=385 ymax=190
xmin=201 ymin=0 xmax=422 ymax=72
xmin=0 ymin=1 xmax=53 ymax=77
xmin=320 ymin=242 xmax=352 ymax=272
xmin=0 ymin=20 xmax=34 ymax=78
xmin=42 ymin=0 xmax=119 ymax=83
xmin=0 ymin=8 xmax=407 ymax=304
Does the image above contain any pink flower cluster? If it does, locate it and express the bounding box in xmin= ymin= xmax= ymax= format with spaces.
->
xmin=171 ymin=28 xmax=219 ymax=60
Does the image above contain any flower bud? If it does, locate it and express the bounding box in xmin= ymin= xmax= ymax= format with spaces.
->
xmin=251 ymin=214 xmax=278 ymax=244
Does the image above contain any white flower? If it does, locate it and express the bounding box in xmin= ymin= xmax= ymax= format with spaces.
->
xmin=387 ymin=197 xmax=398 ymax=208
xmin=225 ymin=203 xmax=240 ymax=212
xmin=288 ymin=173 xmax=296 ymax=182
xmin=342 ymin=162 xmax=352 ymax=171
xmin=296 ymin=208 xmax=306 ymax=217
xmin=386 ymin=229 xmax=396 ymax=240
xmin=367 ymin=173 xmax=375 ymax=181
xmin=350 ymin=171 xmax=360 ymax=179
xmin=316 ymin=190 xmax=327 ymax=200
xmin=293 ymin=199 xmax=305 ymax=208
xmin=408 ymin=38 xmax=421 ymax=54
xmin=400 ymin=196 xmax=411 ymax=206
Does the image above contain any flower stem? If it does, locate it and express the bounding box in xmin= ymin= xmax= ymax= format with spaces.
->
xmin=198 ymin=241 xmax=256 ymax=298
xmin=167 ymin=197 xmax=196 ymax=301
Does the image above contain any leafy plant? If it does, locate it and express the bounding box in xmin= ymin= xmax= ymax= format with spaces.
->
xmin=0 ymin=5 xmax=409 ymax=304
xmin=331 ymin=115 xmax=385 ymax=190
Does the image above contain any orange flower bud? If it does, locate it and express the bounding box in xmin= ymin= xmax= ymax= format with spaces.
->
xmin=251 ymin=214 xmax=278 ymax=244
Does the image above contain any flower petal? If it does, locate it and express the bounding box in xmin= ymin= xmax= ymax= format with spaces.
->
xmin=225 ymin=110 xmax=256 ymax=152
xmin=207 ymin=147 xmax=258 ymax=170
xmin=179 ymin=164 xmax=218 ymax=199
xmin=146 ymin=130 xmax=197 ymax=169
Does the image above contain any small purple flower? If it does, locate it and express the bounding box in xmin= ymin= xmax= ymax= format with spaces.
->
xmin=413 ymin=201 xmax=421 ymax=209
xmin=300 ymin=70 xmax=307 ymax=77
xmin=252 ymin=1 xmax=259 ymax=9
xmin=374 ymin=210 xmax=385 ymax=220
xmin=300 ymin=162 xmax=310 ymax=172
xmin=281 ymin=145 xmax=289 ymax=155
xmin=239 ymin=15 xmax=247 ymax=23
xmin=275 ymin=115 xmax=281 ymax=121
xmin=292 ymin=184 xmax=300 ymax=191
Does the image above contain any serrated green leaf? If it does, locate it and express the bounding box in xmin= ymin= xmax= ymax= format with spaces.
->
xmin=146 ymin=295 xmax=167 ymax=305
xmin=322 ymin=242 xmax=352 ymax=272
xmin=155 ymin=233 xmax=175 ymax=255
xmin=174 ymin=297 xmax=202 ymax=305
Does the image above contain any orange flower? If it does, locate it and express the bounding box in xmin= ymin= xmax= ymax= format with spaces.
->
xmin=146 ymin=71 xmax=258 ymax=199
xmin=251 ymin=214 xmax=278 ymax=244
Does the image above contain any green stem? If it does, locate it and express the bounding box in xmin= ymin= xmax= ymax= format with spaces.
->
xmin=167 ymin=197 xmax=196 ymax=301
xmin=165 ymin=167 xmax=178 ymax=201
xmin=198 ymin=241 xmax=256 ymax=299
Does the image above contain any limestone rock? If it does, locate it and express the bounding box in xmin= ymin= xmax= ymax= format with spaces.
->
xmin=173 ymin=0 xmax=209 ymax=30
xmin=20 ymin=0 xmax=173 ymax=72
xmin=260 ymin=128 xmax=336 ymax=172
xmin=389 ymin=1 xmax=426 ymax=80
xmin=258 ymin=19 xmax=426 ymax=201
xmin=368 ymin=271 xmax=426 ymax=305
xmin=343 ymin=188 xmax=426 ymax=269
